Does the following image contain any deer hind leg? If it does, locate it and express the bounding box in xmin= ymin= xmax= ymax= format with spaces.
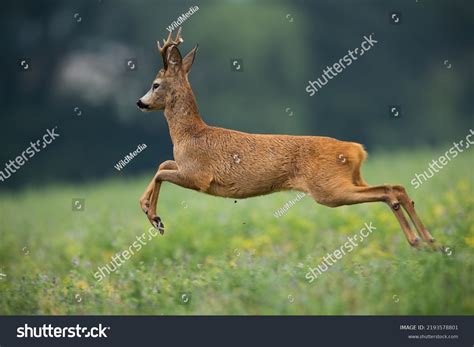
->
xmin=311 ymin=183 xmax=423 ymax=248
xmin=392 ymin=185 xmax=440 ymax=250
xmin=352 ymin=161 xmax=368 ymax=187
xmin=348 ymin=143 xmax=368 ymax=187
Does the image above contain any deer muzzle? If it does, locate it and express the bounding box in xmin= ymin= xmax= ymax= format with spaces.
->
xmin=136 ymin=99 xmax=149 ymax=110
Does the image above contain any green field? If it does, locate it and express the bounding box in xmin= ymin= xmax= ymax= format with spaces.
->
xmin=0 ymin=149 xmax=473 ymax=315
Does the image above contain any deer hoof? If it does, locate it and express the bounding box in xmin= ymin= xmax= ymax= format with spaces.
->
xmin=152 ymin=216 xmax=165 ymax=235
xmin=410 ymin=237 xmax=426 ymax=249
xmin=391 ymin=202 xmax=401 ymax=210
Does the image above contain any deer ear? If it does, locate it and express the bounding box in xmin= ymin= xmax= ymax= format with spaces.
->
xmin=183 ymin=44 xmax=198 ymax=73
xmin=166 ymin=45 xmax=182 ymax=70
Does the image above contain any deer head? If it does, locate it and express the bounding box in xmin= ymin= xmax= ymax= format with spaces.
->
xmin=137 ymin=28 xmax=198 ymax=112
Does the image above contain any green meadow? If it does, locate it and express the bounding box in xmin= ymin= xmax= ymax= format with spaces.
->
xmin=0 ymin=149 xmax=473 ymax=315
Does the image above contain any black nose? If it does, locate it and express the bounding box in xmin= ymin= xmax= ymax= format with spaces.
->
xmin=136 ymin=99 xmax=149 ymax=109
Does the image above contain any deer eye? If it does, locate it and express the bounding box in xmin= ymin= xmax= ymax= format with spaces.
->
xmin=152 ymin=83 xmax=160 ymax=90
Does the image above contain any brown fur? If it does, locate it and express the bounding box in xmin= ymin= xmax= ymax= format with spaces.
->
xmin=137 ymin=29 xmax=439 ymax=250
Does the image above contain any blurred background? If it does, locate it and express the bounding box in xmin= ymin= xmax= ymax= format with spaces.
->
xmin=0 ymin=0 xmax=473 ymax=189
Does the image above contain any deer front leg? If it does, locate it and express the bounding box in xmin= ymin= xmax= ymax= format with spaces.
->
xmin=146 ymin=169 xmax=208 ymax=233
xmin=140 ymin=160 xmax=178 ymax=215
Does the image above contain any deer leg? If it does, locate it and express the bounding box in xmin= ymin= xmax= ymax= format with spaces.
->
xmin=352 ymin=163 xmax=368 ymax=187
xmin=392 ymin=185 xmax=439 ymax=250
xmin=146 ymin=169 xmax=202 ymax=233
xmin=140 ymin=160 xmax=177 ymax=214
xmin=313 ymin=184 xmax=423 ymax=248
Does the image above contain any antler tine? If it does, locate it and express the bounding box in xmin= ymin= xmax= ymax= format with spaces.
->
xmin=175 ymin=27 xmax=183 ymax=44
xmin=165 ymin=30 xmax=172 ymax=44
xmin=157 ymin=28 xmax=184 ymax=56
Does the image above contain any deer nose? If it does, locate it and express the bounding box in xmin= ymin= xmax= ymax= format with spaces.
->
xmin=136 ymin=99 xmax=149 ymax=109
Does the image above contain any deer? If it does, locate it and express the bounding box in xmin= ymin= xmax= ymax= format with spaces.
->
xmin=136 ymin=28 xmax=440 ymax=250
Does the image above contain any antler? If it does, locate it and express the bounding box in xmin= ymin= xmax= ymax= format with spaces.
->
xmin=157 ymin=27 xmax=183 ymax=57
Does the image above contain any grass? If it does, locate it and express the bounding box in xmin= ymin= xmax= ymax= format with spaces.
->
xmin=0 ymin=149 xmax=473 ymax=315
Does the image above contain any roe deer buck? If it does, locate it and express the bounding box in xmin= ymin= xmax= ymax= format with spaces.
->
xmin=137 ymin=28 xmax=439 ymax=250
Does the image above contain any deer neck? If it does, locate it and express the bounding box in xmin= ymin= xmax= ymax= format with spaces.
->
xmin=164 ymin=83 xmax=206 ymax=144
